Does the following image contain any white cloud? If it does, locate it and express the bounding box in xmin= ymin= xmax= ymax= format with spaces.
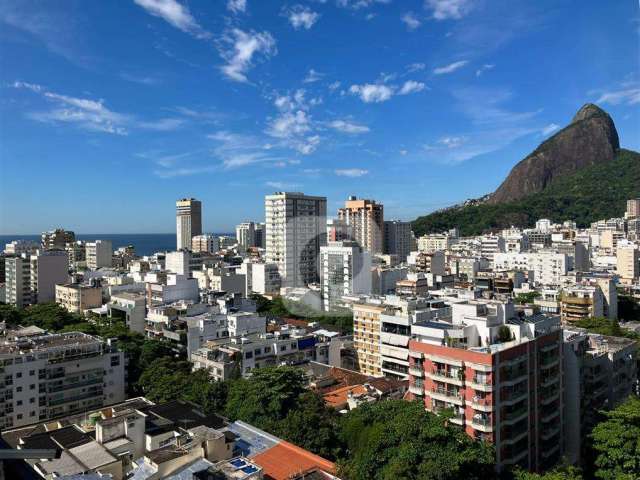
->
xmin=398 ymin=80 xmax=426 ymax=95
xmin=438 ymin=136 xmax=467 ymax=148
xmin=335 ymin=168 xmax=369 ymax=177
xmin=541 ymin=123 xmax=560 ymax=136
xmin=208 ymin=130 xmax=286 ymax=169
xmin=227 ymin=0 xmax=247 ymax=14
xmin=285 ymin=5 xmax=320 ymax=30
xmin=219 ymin=29 xmax=277 ymax=83
xmin=154 ymin=165 xmax=218 ymax=178
xmin=401 ymin=12 xmax=421 ymax=31
xmin=328 ymin=81 xmax=341 ymax=91
xmin=407 ymin=62 xmax=426 ymax=72
xmin=133 ymin=0 xmax=210 ymax=39
xmin=349 ymin=83 xmax=393 ymax=103
xmin=266 ymin=181 xmax=300 ymax=189
xmin=475 ymin=64 xmax=495 ymax=77
xmin=336 ymin=0 xmax=390 ymax=10
xmin=303 ymin=69 xmax=324 ymax=83
xmin=120 ymin=73 xmax=162 ymax=85
xmin=433 ymin=60 xmax=468 ymax=75
xmin=329 ymin=120 xmax=370 ymax=134
xmin=138 ymin=118 xmax=185 ymax=131
xmin=596 ymin=86 xmax=640 ymax=106
xmin=425 ymin=0 xmax=473 ymax=20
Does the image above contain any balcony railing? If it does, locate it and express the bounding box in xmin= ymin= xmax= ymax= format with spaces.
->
xmin=430 ymin=387 xmax=464 ymax=401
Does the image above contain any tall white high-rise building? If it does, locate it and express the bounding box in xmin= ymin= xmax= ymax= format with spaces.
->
xmin=176 ymin=198 xmax=202 ymax=251
xmin=6 ymin=250 xmax=69 ymax=308
xmin=320 ymin=241 xmax=371 ymax=312
xmin=236 ymin=222 xmax=256 ymax=250
xmin=265 ymin=192 xmax=327 ymax=288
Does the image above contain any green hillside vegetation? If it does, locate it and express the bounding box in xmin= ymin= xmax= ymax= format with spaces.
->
xmin=412 ymin=149 xmax=640 ymax=237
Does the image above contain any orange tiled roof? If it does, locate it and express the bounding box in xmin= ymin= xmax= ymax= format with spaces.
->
xmin=322 ymin=384 xmax=368 ymax=409
xmin=251 ymin=441 xmax=336 ymax=480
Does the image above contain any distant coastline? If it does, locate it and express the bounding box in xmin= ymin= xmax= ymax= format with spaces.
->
xmin=0 ymin=233 xmax=234 ymax=257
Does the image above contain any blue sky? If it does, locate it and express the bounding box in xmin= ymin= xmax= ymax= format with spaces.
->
xmin=0 ymin=0 xmax=638 ymax=234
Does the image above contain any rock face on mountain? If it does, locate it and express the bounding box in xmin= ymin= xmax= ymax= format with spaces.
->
xmin=488 ymin=103 xmax=620 ymax=204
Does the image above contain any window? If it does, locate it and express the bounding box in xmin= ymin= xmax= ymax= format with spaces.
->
xmin=29 ymin=384 xmax=35 ymax=390
xmin=111 ymin=355 xmax=120 ymax=367
xmin=16 ymin=372 xmax=22 ymax=378
xmin=16 ymin=386 xmax=22 ymax=392
xmin=16 ymin=414 xmax=23 ymax=420
xmin=29 ymin=398 xmax=35 ymax=404
xmin=29 ymin=370 xmax=35 ymax=376
xmin=16 ymin=400 xmax=22 ymax=406
xmin=245 ymin=351 xmax=253 ymax=359
xmin=30 ymin=411 xmax=35 ymax=417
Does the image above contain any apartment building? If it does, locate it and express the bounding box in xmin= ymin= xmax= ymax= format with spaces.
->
xmin=561 ymin=278 xmax=617 ymax=324
xmin=626 ymin=198 xmax=640 ymax=218
xmin=480 ymin=235 xmax=506 ymax=262
xmin=165 ymin=249 xmax=202 ymax=276
xmin=265 ymin=192 xmax=327 ymax=288
xmin=86 ymin=240 xmax=113 ymax=270
xmin=109 ymin=292 xmax=146 ymax=334
xmin=383 ymin=220 xmax=413 ymax=261
xmin=563 ymin=328 xmax=637 ymax=464
xmin=191 ymin=234 xmax=220 ymax=254
xmin=41 ymin=228 xmax=75 ymax=250
xmin=407 ymin=250 xmax=446 ymax=275
xmin=417 ymin=233 xmax=455 ymax=253
xmin=4 ymin=240 xmax=39 ymax=256
xmin=239 ymin=261 xmax=281 ymax=295
xmin=176 ymin=198 xmax=202 ymax=251
xmin=145 ymin=273 xmax=199 ymax=306
xmin=337 ymin=196 xmax=384 ymax=254
xmin=320 ymin=241 xmax=372 ymax=312
xmin=236 ymin=222 xmax=256 ymax=250
xmin=5 ymin=250 xmax=69 ymax=308
xmin=0 ymin=328 xmax=125 ymax=430
xmin=55 ymin=283 xmax=103 ymax=313
xmin=352 ymin=300 xmax=393 ymax=376
xmin=616 ymin=243 xmax=639 ymax=283
xmin=493 ymin=251 xmax=568 ymax=286
xmin=407 ymin=301 xmax=564 ymax=472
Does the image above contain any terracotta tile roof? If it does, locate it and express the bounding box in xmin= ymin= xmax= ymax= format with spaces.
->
xmin=322 ymin=384 xmax=368 ymax=409
xmin=251 ymin=441 xmax=336 ymax=480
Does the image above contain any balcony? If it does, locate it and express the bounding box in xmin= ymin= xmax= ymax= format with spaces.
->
xmin=471 ymin=416 xmax=493 ymax=432
xmin=471 ymin=396 xmax=494 ymax=412
xmin=429 ymin=369 xmax=464 ymax=386
xmin=540 ymin=425 xmax=560 ymax=441
xmin=502 ymin=407 xmax=528 ymax=424
xmin=409 ymin=384 xmax=424 ymax=396
xmin=49 ymin=390 xmax=103 ymax=407
xmin=409 ymin=366 xmax=424 ymax=378
xmin=540 ymin=373 xmax=559 ymax=388
xmin=540 ymin=407 xmax=560 ymax=423
xmin=48 ymin=377 xmax=103 ymax=393
xmin=501 ymin=429 xmax=528 ymax=445
xmin=430 ymin=387 xmax=465 ymax=405
xmin=501 ymin=389 xmax=528 ymax=406
xmin=469 ymin=376 xmax=493 ymax=392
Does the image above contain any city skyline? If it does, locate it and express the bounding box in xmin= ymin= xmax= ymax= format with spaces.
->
xmin=1 ymin=0 xmax=639 ymax=234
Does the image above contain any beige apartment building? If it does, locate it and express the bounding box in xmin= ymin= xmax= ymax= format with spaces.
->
xmin=352 ymin=301 xmax=392 ymax=376
xmin=176 ymin=198 xmax=202 ymax=251
xmin=617 ymin=244 xmax=639 ymax=283
xmin=338 ymin=196 xmax=384 ymax=254
xmin=56 ymin=283 xmax=103 ymax=313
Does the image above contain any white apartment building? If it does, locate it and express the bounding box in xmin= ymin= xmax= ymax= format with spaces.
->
xmin=0 ymin=328 xmax=125 ymax=430
xmin=320 ymin=241 xmax=372 ymax=312
xmin=480 ymin=235 xmax=506 ymax=261
xmin=6 ymin=250 xmax=69 ymax=308
xmin=165 ymin=250 xmax=202 ymax=276
xmin=109 ymin=292 xmax=146 ymax=334
xmin=146 ymin=273 xmax=199 ymax=306
xmin=186 ymin=311 xmax=266 ymax=357
xmin=4 ymin=240 xmax=39 ymax=256
xmin=493 ymin=251 xmax=568 ymax=286
xmin=176 ymin=198 xmax=202 ymax=251
xmin=239 ymin=261 xmax=281 ymax=295
xmin=236 ymin=222 xmax=256 ymax=250
xmin=55 ymin=283 xmax=103 ymax=313
xmin=86 ymin=240 xmax=113 ymax=270
xmin=265 ymin=192 xmax=327 ymax=288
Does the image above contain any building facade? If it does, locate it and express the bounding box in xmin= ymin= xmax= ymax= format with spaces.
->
xmin=176 ymin=198 xmax=202 ymax=251
xmin=337 ymin=196 xmax=384 ymax=254
xmin=320 ymin=241 xmax=372 ymax=312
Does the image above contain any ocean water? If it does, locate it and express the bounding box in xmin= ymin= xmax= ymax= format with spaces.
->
xmin=0 ymin=233 xmax=233 ymax=257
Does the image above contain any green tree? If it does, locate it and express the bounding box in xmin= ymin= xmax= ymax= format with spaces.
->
xmin=590 ymin=396 xmax=640 ymax=480
xmin=515 ymin=291 xmax=541 ymax=305
xmin=225 ymin=366 xmax=307 ymax=429
xmin=138 ymin=357 xmax=193 ymax=403
xmin=573 ymin=317 xmax=640 ymax=341
xmin=512 ymin=465 xmax=582 ymax=480
xmin=337 ymin=400 xmax=495 ymax=480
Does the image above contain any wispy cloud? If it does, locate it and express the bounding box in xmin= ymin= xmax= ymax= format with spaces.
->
xmin=266 ymin=89 xmax=323 ymax=154
xmin=349 ymin=83 xmax=394 ymax=103
xmin=594 ymin=81 xmax=640 ymax=106
xmin=335 ymin=168 xmax=369 ymax=177
xmin=407 ymin=62 xmax=426 ymax=72
xmin=475 ymin=64 xmax=495 ymax=77
xmin=208 ymin=130 xmax=286 ymax=169
xmin=284 ymin=5 xmax=320 ymax=30
xmin=13 ymin=81 xmax=183 ymax=135
xmin=120 ymin=72 xmax=162 ymax=85
xmin=133 ymin=0 xmax=210 ymax=39
xmin=349 ymin=79 xmax=426 ymax=103
xmin=303 ymin=69 xmax=324 ymax=83
xmin=265 ymin=181 xmax=300 ymax=189
xmin=227 ymin=0 xmax=247 ymax=14
xmin=541 ymin=123 xmax=560 ymax=136
xmin=154 ymin=165 xmax=218 ymax=178
xmin=421 ymin=87 xmax=542 ymax=164
xmin=425 ymin=0 xmax=473 ymax=20
xmin=328 ymin=120 xmax=370 ymax=134
xmin=433 ymin=60 xmax=468 ymax=75
xmin=401 ymin=12 xmax=421 ymax=31
xmin=336 ymin=0 xmax=391 ymax=10
xmin=218 ymin=29 xmax=277 ymax=83
xmin=398 ymin=80 xmax=426 ymax=95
